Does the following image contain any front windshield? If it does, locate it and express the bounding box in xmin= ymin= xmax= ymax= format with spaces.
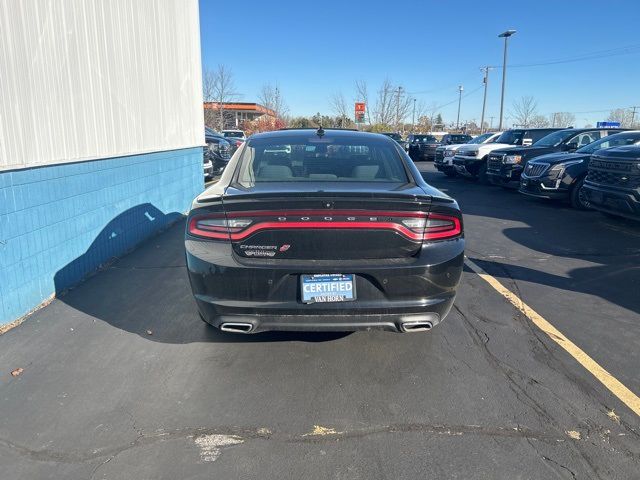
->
xmin=467 ymin=133 xmax=493 ymax=144
xmin=383 ymin=133 xmax=402 ymax=141
xmin=495 ymin=130 xmax=524 ymax=145
xmin=413 ymin=135 xmax=437 ymax=143
xmin=450 ymin=135 xmax=472 ymax=144
xmin=577 ymin=131 xmax=640 ymax=153
xmin=224 ymin=131 xmax=244 ymax=138
xmin=533 ymin=130 xmax=576 ymax=148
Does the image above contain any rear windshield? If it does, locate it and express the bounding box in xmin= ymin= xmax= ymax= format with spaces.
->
xmin=236 ymin=135 xmax=409 ymax=185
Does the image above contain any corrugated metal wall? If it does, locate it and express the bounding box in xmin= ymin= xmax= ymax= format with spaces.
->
xmin=0 ymin=0 xmax=204 ymax=170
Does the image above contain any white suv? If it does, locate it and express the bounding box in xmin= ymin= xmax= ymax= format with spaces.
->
xmin=436 ymin=132 xmax=502 ymax=176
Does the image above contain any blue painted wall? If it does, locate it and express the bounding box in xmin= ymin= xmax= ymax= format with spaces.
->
xmin=0 ymin=147 xmax=203 ymax=325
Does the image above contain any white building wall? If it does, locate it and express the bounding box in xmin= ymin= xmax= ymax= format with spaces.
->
xmin=0 ymin=0 xmax=204 ymax=170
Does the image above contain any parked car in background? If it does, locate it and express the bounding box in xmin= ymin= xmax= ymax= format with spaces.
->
xmin=435 ymin=132 xmax=500 ymax=177
xmin=381 ymin=132 xmax=408 ymax=150
xmin=408 ymin=134 xmax=440 ymax=161
xmin=221 ymin=129 xmax=246 ymax=141
xmin=582 ymin=145 xmax=640 ymax=220
xmin=186 ymin=128 xmax=464 ymax=334
xmin=485 ymin=128 xmax=613 ymax=188
xmin=204 ymin=128 xmax=233 ymax=179
xmin=519 ymin=130 xmax=638 ymax=209
xmin=453 ymin=128 xmax=559 ymax=183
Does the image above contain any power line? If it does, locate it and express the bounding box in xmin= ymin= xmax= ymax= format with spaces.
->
xmin=488 ymin=43 xmax=640 ymax=69
xmin=430 ymin=84 xmax=484 ymax=111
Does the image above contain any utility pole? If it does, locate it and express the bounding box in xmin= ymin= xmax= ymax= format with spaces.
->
xmin=395 ymin=86 xmax=404 ymax=131
xmin=498 ymin=29 xmax=516 ymax=131
xmin=456 ymin=85 xmax=464 ymax=130
xmin=412 ymin=98 xmax=416 ymax=132
xmin=631 ymin=106 xmax=639 ymax=127
xmin=480 ymin=67 xmax=491 ymax=133
xmin=552 ymin=112 xmax=557 ymax=127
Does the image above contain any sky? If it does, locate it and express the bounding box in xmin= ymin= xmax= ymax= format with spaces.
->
xmin=199 ymin=0 xmax=640 ymax=128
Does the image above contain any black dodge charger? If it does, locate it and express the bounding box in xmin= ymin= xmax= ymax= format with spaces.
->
xmin=185 ymin=128 xmax=464 ymax=334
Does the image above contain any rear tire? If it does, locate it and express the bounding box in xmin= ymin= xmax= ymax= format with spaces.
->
xmin=570 ymin=178 xmax=591 ymax=210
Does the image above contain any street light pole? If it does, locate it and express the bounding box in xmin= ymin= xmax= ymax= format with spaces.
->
xmin=456 ymin=85 xmax=463 ymax=130
xmin=480 ymin=67 xmax=491 ymax=133
xmin=395 ymin=86 xmax=403 ymax=131
xmin=412 ymin=98 xmax=416 ymax=132
xmin=498 ymin=29 xmax=516 ymax=131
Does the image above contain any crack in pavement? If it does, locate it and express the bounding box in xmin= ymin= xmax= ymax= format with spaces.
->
xmin=0 ymin=422 xmax=568 ymax=465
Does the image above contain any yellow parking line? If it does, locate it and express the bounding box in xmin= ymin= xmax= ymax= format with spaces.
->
xmin=465 ymin=258 xmax=640 ymax=418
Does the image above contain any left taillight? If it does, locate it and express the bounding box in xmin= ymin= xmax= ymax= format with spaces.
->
xmin=422 ymin=213 xmax=462 ymax=241
xmin=188 ymin=214 xmax=252 ymax=240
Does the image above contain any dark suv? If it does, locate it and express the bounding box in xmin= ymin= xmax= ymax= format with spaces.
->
xmin=381 ymin=132 xmax=408 ymax=150
xmin=583 ymin=145 xmax=640 ymax=220
xmin=519 ymin=130 xmax=637 ymax=209
xmin=454 ymin=128 xmax=559 ymax=184
xmin=407 ymin=134 xmax=439 ymax=161
xmin=486 ymin=128 xmax=613 ymax=188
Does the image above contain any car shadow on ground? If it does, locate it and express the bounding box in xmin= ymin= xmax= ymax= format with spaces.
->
xmin=421 ymin=168 xmax=640 ymax=314
xmin=54 ymin=205 xmax=351 ymax=344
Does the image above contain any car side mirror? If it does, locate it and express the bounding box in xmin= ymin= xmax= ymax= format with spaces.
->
xmin=565 ymin=142 xmax=578 ymax=151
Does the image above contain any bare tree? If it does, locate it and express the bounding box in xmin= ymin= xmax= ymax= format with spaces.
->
xmin=329 ymin=92 xmax=349 ymax=117
xmin=329 ymin=92 xmax=350 ymax=127
xmin=354 ymin=80 xmax=371 ymax=124
xmin=530 ymin=115 xmax=550 ymax=128
xmin=202 ymin=68 xmax=218 ymax=128
xmin=510 ymin=96 xmax=539 ymax=128
xmin=608 ymin=108 xmax=634 ymax=127
xmin=259 ymin=83 xmax=289 ymax=119
xmin=203 ymin=65 xmax=238 ymax=130
xmin=372 ymin=79 xmax=396 ymax=125
xmin=550 ymin=111 xmax=576 ymax=128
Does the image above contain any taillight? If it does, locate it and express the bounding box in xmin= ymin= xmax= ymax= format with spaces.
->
xmin=188 ymin=211 xmax=461 ymax=242
xmin=423 ymin=213 xmax=462 ymax=240
xmin=188 ymin=214 xmax=252 ymax=240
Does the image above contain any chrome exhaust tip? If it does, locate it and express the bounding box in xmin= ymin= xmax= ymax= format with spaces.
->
xmin=220 ymin=322 xmax=254 ymax=333
xmin=401 ymin=321 xmax=433 ymax=333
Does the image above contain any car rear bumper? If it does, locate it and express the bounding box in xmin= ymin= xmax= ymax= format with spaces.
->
xmin=583 ymin=183 xmax=640 ymax=220
xmin=185 ymin=237 xmax=464 ymax=332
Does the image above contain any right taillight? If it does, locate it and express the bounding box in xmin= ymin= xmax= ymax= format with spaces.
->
xmin=422 ymin=213 xmax=462 ymax=240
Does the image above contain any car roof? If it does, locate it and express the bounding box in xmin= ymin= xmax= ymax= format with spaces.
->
xmin=251 ymin=128 xmax=390 ymax=141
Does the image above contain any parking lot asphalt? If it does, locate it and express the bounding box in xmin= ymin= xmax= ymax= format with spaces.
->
xmin=1 ymin=163 xmax=639 ymax=479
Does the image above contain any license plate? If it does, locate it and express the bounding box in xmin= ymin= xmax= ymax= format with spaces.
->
xmin=301 ymin=274 xmax=355 ymax=304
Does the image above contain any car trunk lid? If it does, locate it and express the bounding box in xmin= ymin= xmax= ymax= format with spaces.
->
xmin=219 ymin=183 xmax=432 ymax=260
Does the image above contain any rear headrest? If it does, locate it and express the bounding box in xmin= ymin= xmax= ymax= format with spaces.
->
xmin=257 ymin=165 xmax=293 ymax=179
xmin=352 ymin=165 xmax=380 ymax=179
xmin=308 ymin=173 xmax=338 ymax=180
